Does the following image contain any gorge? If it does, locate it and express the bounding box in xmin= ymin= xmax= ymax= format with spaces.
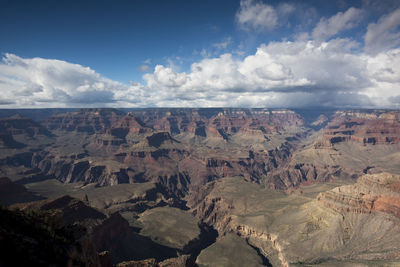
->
xmin=1 ymin=107 xmax=400 ymax=266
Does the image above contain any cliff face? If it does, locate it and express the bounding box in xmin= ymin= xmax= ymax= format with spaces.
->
xmin=0 ymin=115 xmax=53 ymax=137
xmin=317 ymin=173 xmax=400 ymax=218
xmin=44 ymin=108 xmax=125 ymax=133
xmin=130 ymin=108 xmax=304 ymax=138
xmin=0 ymin=115 xmax=53 ymax=148
xmin=316 ymin=111 xmax=400 ymax=147
xmin=206 ymin=109 xmax=303 ymax=139
xmin=265 ymin=110 xmax=400 ymax=191
xmin=265 ymin=163 xmax=343 ymax=189
xmin=108 ymin=114 xmax=152 ymax=138
xmin=190 ymin=174 xmax=400 ymax=266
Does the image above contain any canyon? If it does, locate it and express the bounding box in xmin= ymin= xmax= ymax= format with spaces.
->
xmin=1 ymin=108 xmax=400 ymax=266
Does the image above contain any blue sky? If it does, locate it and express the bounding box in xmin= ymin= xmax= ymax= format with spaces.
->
xmin=1 ymin=0 xmax=400 ymax=108
xmin=1 ymin=0 xmax=240 ymax=82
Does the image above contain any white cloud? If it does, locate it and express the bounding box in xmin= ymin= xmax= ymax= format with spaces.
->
xmin=365 ymin=8 xmax=400 ymax=54
xmin=0 ymin=53 xmax=124 ymax=107
xmin=367 ymin=48 xmax=400 ymax=83
xmin=139 ymin=37 xmax=400 ymax=108
xmin=236 ymin=0 xmax=278 ymax=31
xmin=363 ymin=48 xmax=400 ymax=106
xmin=312 ymin=7 xmax=363 ymax=42
xmin=144 ymin=65 xmax=187 ymax=88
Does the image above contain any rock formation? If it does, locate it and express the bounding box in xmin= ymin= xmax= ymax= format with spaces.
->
xmin=1 ymin=108 xmax=400 ymax=266
xmin=316 ymin=111 xmax=400 ymax=147
xmin=318 ymin=173 xmax=400 ymax=217
xmin=44 ymin=108 xmax=125 ymax=133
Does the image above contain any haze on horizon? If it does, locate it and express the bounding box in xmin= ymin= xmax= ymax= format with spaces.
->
xmin=0 ymin=0 xmax=400 ymax=109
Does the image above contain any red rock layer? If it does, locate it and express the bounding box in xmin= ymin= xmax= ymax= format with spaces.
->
xmin=317 ymin=173 xmax=400 ymax=218
xmin=316 ymin=111 xmax=400 ymax=147
xmin=0 ymin=115 xmax=52 ymax=137
xmin=109 ymin=114 xmax=152 ymax=136
xmin=44 ymin=108 xmax=125 ymax=133
xmin=131 ymin=109 xmax=304 ymax=139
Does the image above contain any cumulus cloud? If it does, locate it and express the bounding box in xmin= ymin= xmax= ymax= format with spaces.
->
xmin=365 ymin=8 xmax=400 ymax=55
xmin=236 ymin=0 xmax=278 ymax=31
xmin=140 ymin=38 xmax=388 ymax=108
xmin=145 ymin=65 xmax=187 ymax=88
xmin=0 ymin=53 xmax=125 ymax=107
xmin=312 ymin=7 xmax=363 ymax=42
xmin=367 ymin=48 xmax=400 ymax=83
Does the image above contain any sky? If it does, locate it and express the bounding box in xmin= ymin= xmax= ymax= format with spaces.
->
xmin=0 ymin=0 xmax=400 ymax=108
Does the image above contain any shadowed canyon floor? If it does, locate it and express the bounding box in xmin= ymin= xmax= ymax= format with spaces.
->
xmin=1 ymin=108 xmax=400 ymax=266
